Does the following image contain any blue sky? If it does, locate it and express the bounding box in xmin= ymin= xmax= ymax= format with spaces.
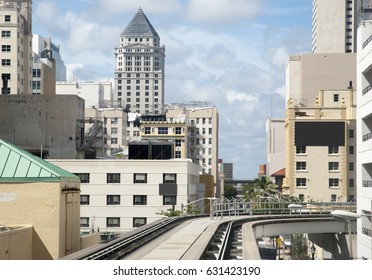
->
xmin=32 ymin=0 xmax=313 ymax=179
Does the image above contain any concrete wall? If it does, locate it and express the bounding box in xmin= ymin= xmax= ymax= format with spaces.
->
xmin=0 ymin=94 xmax=85 ymax=159
xmin=0 ymin=226 xmax=33 ymax=260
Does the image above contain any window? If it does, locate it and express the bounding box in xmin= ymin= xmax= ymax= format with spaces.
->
xmin=158 ymin=127 xmax=168 ymax=134
xmin=175 ymin=151 xmax=181 ymax=158
xmin=349 ymin=162 xmax=354 ymax=171
xmin=331 ymin=194 xmax=337 ymax=202
xmin=163 ymin=173 xmax=177 ymax=183
xmin=328 ymin=162 xmax=339 ymax=171
xmin=144 ymin=127 xmax=151 ymax=134
xmin=333 ymin=94 xmax=339 ymax=102
xmin=111 ymin=127 xmax=118 ymax=134
xmin=80 ymin=217 xmax=89 ymax=227
xmin=111 ymin=138 xmax=118 ymax=144
xmin=163 ymin=195 xmax=177 ymax=205
xmin=209 ymin=128 xmax=212 ymax=134
xmin=349 ymin=178 xmax=354 ymax=188
xmin=349 ymin=146 xmax=354 ymax=155
xmin=296 ymin=162 xmax=307 ymax=171
xmin=133 ymin=217 xmax=147 ymax=228
xmin=328 ymin=146 xmax=339 ymax=154
xmin=296 ymin=178 xmax=306 ymax=187
xmin=296 ymin=146 xmax=306 ymax=154
xmin=111 ymin=118 xmax=118 ymax=124
xmin=4 ymin=15 xmax=11 ymax=22
xmin=134 ymin=173 xmax=147 ymax=183
xmin=107 ymin=173 xmax=120 ymax=183
xmin=107 ymin=217 xmax=120 ymax=227
xmin=1 ymin=31 xmax=10 ymax=38
xmin=133 ymin=195 xmax=147 ymax=205
xmin=107 ymin=195 xmax=121 ymax=205
xmin=80 ymin=195 xmax=90 ymax=205
xmin=349 ymin=129 xmax=354 ymax=138
xmin=329 ymin=178 xmax=339 ymax=188
xmin=1 ymin=45 xmax=11 ymax=52
xmin=1 ymin=59 xmax=10 ymax=66
xmin=74 ymin=173 xmax=90 ymax=183
xmin=298 ymin=194 xmax=304 ymax=201
xmin=175 ymin=127 xmax=182 ymax=134
xmin=175 ymin=139 xmax=181 ymax=147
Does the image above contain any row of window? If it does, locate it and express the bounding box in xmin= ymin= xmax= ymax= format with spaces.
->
xmin=296 ymin=178 xmax=355 ymax=188
xmin=296 ymin=161 xmax=354 ymax=172
xmin=74 ymin=173 xmax=177 ymax=184
xmin=298 ymin=194 xmax=354 ymax=203
xmin=80 ymin=194 xmax=176 ymax=206
xmin=143 ymin=127 xmax=183 ymax=135
xmin=117 ymin=73 xmax=159 ymax=78
xmin=118 ymin=85 xmax=159 ymax=90
xmin=296 ymin=146 xmax=355 ymax=155
xmin=80 ymin=217 xmax=147 ymax=228
xmin=118 ymin=90 xmax=159 ymax=96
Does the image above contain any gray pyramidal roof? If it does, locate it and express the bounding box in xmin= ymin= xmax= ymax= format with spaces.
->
xmin=121 ymin=8 xmax=159 ymax=38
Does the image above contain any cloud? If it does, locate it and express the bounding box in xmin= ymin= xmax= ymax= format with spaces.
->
xmin=186 ymin=0 xmax=263 ymax=23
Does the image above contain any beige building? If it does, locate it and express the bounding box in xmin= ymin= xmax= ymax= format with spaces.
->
xmin=283 ymin=89 xmax=356 ymax=202
xmin=165 ymin=103 xmax=220 ymax=197
xmin=32 ymin=54 xmax=56 ymax=96
xmin=312 ymin=0 xmax=356 ymax=53
xmin=0 ymin=0 xmax=32 ymax=95
xmin=286 ymin=53 xmax=357 ymax=103
xmin=0 ymin=139 xmax=81 ymax=259
xmin=266 ymin=118 xmax=285 ymax=178
xmin=49 ymin=159 xmax=203 ymax=232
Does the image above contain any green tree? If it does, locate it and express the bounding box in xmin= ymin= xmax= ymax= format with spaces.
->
xmin=291 ymin=234 xmax=310 ymax=260
xmin=224 ymin=185 xmax=237 ymax=199
xmin=157 ymin=208 xmax=182 ymax=217
xmin=243 ymin=177 xmax=278 ymax=201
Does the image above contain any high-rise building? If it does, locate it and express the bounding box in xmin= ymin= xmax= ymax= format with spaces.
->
xmin=266 ymin=118 xmax=285 ymax=178
xmin=312 ymin=0 xmax=356 ymax=53
xmin=356 ymin=4 xmax=372 ymax=259
xmin=0 ymin=0 xmax=32 ymax=95
xmin=114 ymin=8 xmax=165 ymax=115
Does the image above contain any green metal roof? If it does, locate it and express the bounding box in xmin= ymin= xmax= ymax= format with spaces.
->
xmin=0 ymin=139 xmax=79 ymax=182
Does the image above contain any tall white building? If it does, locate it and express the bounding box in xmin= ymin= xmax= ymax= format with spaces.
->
xmin=114 ymin=8 xmax=165 ymax=115
xmin=0 ymin=0 xmax=32 ymax=95
xmin=356 ymin=7 xmax=372 ymax=260
xmin=312 ymin=0 xmax=356 ymax=53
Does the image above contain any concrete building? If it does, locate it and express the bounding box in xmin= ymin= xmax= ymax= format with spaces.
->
xmin=85 ymin=107 xmax=127 ymax=157
xmin=0 ymin=139 xmax=81 ymax=259
xmin=356 ymin=12 xmax=372 ymax=260
xmin=56 ymin=81 xmax=110 ymax=108
xmin=312 ymin=0 xmax=357 ymax=53
xmin=114 ymin=8 xmax=165 ymax=115
xmin=0 ymin=0 xmax=32 ymax=95
xmin=283 ymin=89 xmax=356 ymax=202
xmin=218 ymin=160 xmax=233 ymax=180
xmin=286 ymin=53 xmax=357 ymax=103
xmin=266 ymin=118 xmax=285 ymax=179
xmin=49 ymin=159 xmax=203 ymax=232
xmin=0 ymin=94 xmax=85 ymax=159
xmin=32 ymin=53 xmax=56 ymax=96
xmin=165 ymin=102 xmax=220 ymax=197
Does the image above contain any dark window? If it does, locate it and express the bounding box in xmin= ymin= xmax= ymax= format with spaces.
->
xmin=107 ymin=173 xmax=120 ymax=183
xmin=328 ymin=162 xmax=339 ymax=171
xmin=349 ymin=146 xmax=354 ymax=155
xmin=158 ymin=127 xmax=168 ymax=134
xmin=80 ymin=217 xmax=89 ymax=227
xmin=175 ymin=127 xmax=182 ymax=135
xmin=133 ymin=195 xmax=147 ymax=205
xmin=107 ymin=195 xmax=120 ymax=205
xmin=349 ymin=129 xmax=354 ymax=138
xmin=331 ymin=194 xmax=337 ymax=202
xmin=144 ymin=127 xmax=151 ymax=134
xmin=329 ymin=146 xmax=339 ymax=154
xmin=80 ymin=195 xmax=90 ymax=205
xmin=134 ymin=173 xmax=147 ymax=183
xmin=334 ymin=94 xmax=339 ymax=102
xmin=107 ymin=217 xmax=120 ymax=227
xmin=296 ymin=178 xmax=306 ymax=187
xmin=74 ymin=173 xmax=90 ymax=183
xmin=133 ymin=217 xmax=147 ymax=228
xmin=349 ymin=162 xmax=354 ymax=171
xmin=349 ymin=178 xmax=354 ymax=188
xmin=1 ymin=31 xmax=10 ymax=38
xmin=296 ymin=146 xmax=306 ymax=154
xmin=296 ymin=162 xmax=306 ymax=171
xmin=4 ymin=15 xmax=11 ymax=22
xmin=163 ymin=173 xmax=177 ymax=183
xmin=1 ymin=45 xmax=11 ymax=52
xmin=163 ymin=195 xmax=177 ymax=205
xmin=329 ymin=178 xmax=339 ymax=187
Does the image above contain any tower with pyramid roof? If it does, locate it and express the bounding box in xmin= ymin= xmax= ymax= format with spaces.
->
xmin=114 ymin=8 xmax=165 ymax=116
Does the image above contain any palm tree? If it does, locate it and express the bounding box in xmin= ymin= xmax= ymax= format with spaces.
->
xmin=252 ymin=176 xmax=278 ymax=197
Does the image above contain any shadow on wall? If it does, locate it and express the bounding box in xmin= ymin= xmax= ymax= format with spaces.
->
xmin=32 ymin=229 xmax=53 ymax=260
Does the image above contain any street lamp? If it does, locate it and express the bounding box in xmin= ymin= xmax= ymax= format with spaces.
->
xmin=331 ymin=210 xmax=361 ymax=260
xmin=310 ymin=243 xmax=316 ymax=260
xmin=288 ymin=204 xmax=303 ymax=214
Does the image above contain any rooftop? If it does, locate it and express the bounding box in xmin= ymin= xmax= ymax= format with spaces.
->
xmin=121 ymin=8 xmax=159 ymax=38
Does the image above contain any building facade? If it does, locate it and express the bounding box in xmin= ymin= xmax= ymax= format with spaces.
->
xmin=266 ymin=118 xmax=285 ymax=178
xmin=356 ymin=13 xmax=372 ymax=260
xmin=0 ymin=0 xmax=32 ymax=95
xmin=283 ymin=89 xmax=356 ymax=202
xmin=114 ymin=8 xmax=165 ymax=115
xmin=49 ymin=159 xmax=202 ymax=232
xmin=312 ymin=0 xmax=357 ymax=53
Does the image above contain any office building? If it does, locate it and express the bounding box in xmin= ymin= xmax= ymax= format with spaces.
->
xmin=0 ymin=0 xmax=32 ymax=95
xmin=312 ymin=0 xmax=356 ymax=53
xmin=283 ymin=89 xmax=356 ymax=202
xmin=356 ymin=12 xmax=372 ymax=260
xmin=266 ymin=118 xmax=285 ymax=179
xmin=114 ymin=8 xmax=165 ymax=115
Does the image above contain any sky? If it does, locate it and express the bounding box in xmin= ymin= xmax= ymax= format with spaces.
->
xmin=32 ymin=0 xmax=313 ymax=179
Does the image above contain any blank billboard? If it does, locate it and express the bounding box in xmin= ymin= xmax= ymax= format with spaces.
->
xmin=295 ymin=122 xmax=345 ymax=146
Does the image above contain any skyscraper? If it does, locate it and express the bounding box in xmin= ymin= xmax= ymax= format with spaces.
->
xmin=0 ymin=0 xmax=32 ymax=95
xmin=312 ymin=0 xmax=356 ymax=53
xmin=114 ymin=8 xmax=165 ymax=115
